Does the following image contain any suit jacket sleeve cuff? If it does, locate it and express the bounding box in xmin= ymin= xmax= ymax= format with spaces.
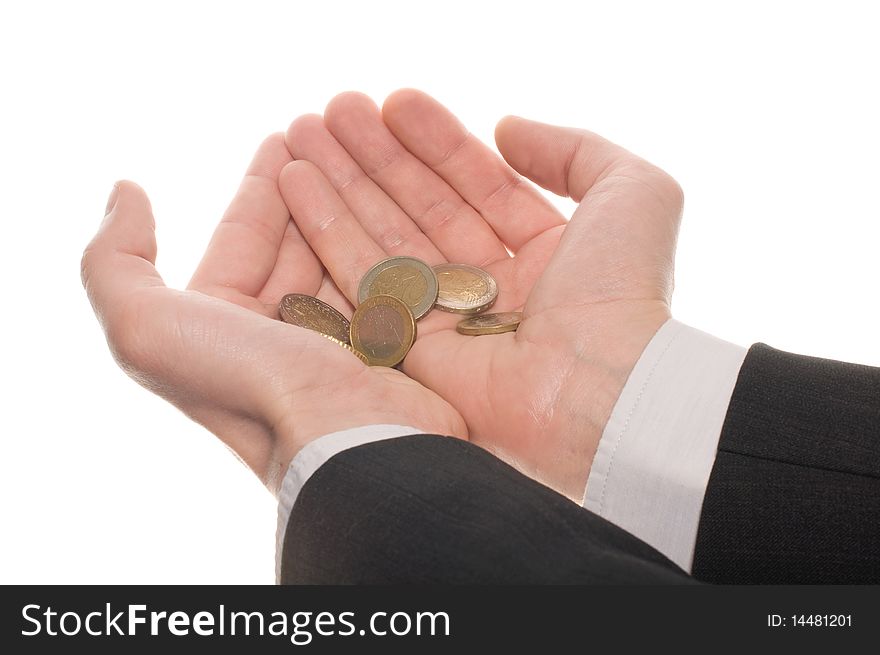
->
xmin=275 ymin=424 xmax=423 ymax=583
xmin=583 ymin=318 xmax=747 ymax=572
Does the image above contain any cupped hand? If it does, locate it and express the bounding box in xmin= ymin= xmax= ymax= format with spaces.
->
xmin=81 ymin=135 xmax=466 ymax=494
xmin=281 ymin=90 xmax=682 ymax=500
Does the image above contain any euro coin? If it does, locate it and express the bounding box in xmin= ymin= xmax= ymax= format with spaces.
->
xmin=279 ymin=293 xmax=351 ymax=344
xmin=358 ymin=256 xmax=438 ymax=320
xmin=433 ymin=263 xmax=498 ymax=314
xmin=456 ymin=311 xmax=523 ymax=336
xmin=319 ymin=334 xmax=369 ymax=365
xmin=350 ymin=295 xmax=417 ymax=367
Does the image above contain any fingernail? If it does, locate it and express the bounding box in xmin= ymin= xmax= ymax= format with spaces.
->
xmin=105 ymin=183 xmax=119 ymax=216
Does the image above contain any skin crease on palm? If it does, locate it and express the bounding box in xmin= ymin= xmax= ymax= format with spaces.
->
xmin=82 ymin=88 xmax=682 ymax=503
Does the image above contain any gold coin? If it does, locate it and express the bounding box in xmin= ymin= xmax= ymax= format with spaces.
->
xmin=349 ymin=295 xmax=417 ymax=367
xmin=433 ymin=263 xmax=498 ymax=314
xmin=358 ymin=256 xmax=438 ymax=320
xmin=456 ymin=311 xmax=523 ymax=336
xmin=319 ymin=334 xmax=369 ymax=365
xmin=279 ymin=293 xmax=351 ymax=344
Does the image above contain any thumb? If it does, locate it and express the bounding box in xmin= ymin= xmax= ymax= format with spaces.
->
xmin=495 ymin=116 xmax=634 ymax=202
xmin=95 ymin=180 xmax=158 ymax=263
xmin=495 ymin=115 xmax=683 ymax=228
xmin=81 ymin=180 xmax=165 ymax=334
xmin=497 ymin=117 xmax=683 ymax=311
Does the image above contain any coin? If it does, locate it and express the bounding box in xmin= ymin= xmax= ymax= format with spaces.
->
xmin=358 ymin=256 xmax=438 ymax=320
xmin=456 ymin=311 xmax=523 ymax=336
xmin=350 ymin=295 xmax=417 ymax=367
xmin=279 ymin=293 xmax=351 ymax=344
xmin=433 ymin=263 xmax=498 ymax=314
xmin=319 ymin=334 xmax=369 ymax=365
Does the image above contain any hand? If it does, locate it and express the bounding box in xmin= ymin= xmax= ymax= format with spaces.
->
xmin=280 ymin=90 xmax=682 ymax=500
xmin=81 ymin=135 xmax=466 ymax=494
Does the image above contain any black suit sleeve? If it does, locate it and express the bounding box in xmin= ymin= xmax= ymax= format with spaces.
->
xmin=693 ymin=344 xmax=880 ymax=583
xmin=280 ymin=435 xmax=693 ymax=584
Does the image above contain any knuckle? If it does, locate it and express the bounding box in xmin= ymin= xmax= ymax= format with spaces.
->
xmin=433 ymin=131 xmax=470 ymax=168
xmin=315 ymin=209 xmax=339 ymax=232
xmin=481 ymin=172 xmax=522 ymax=208
xmin=365 ymin=143 xmax=400 ymax=176
xmin=419 ymin=198 xmax=462 ymax=235
xmin=377 ymin=227 xmax=405 ymax=250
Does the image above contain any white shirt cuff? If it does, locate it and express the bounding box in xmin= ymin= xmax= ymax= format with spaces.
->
xmin=275 ymin=424 xmax=423 ymax=583
xmin=583 ymin=319 xmax=747 ymax=573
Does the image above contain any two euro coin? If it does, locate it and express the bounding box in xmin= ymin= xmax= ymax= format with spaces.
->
xmin=280 ymin=256 xmax=511 ymax=367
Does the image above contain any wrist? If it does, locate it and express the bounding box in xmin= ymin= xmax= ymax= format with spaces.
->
xmin=582 ymin=320 xmax=748 ymax=569
xmin=267 ymin=367 xmax=467 ymax=494
xmin=553 ymin=303 xmax=671 ymax=501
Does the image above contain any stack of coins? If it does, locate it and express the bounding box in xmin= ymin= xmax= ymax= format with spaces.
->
xmin=279 ymin=256 xmax=522 ymax=367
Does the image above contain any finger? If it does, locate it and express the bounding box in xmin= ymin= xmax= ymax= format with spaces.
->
xmin=286 ymin=114 xmax=445 ymax=265
xmin=382 ymin=89 xmax=565 ymax=251
xmin=279 ymin=160 xmax=386 ymax=304
xmin=311 ymin=275 xmax=354 ymax=318
xmin=189 ymin=133 xmax=293 ymax=299
xmin=256 ymin=219 xmax=324 ymax=309
xmin=324 ymin=92 xmax=508 ymax=265
xmin=82 ymin=181 xmax=166 ymax=330
xmin=258 ymin=219 xmax=354 ymax=318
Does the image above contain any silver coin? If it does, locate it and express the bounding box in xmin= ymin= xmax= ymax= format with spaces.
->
xmin=357 ymin=256 xmax=439 ymax=320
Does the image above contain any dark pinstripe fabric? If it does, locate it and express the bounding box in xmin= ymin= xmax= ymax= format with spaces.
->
xmin=693 ymin=344 xmax=880 ymax=583
xmin=281 ymin=435 xmax=691 ymax=584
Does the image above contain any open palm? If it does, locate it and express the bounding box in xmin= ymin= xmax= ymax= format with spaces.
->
xmin=281 ymin=90 xmax=683 ymax=499
xmin=82 ymin=133 xmax=465 ymax=493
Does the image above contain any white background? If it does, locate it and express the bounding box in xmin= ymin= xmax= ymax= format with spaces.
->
xmin=1 ymin=0 xmax=877 ymax=583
